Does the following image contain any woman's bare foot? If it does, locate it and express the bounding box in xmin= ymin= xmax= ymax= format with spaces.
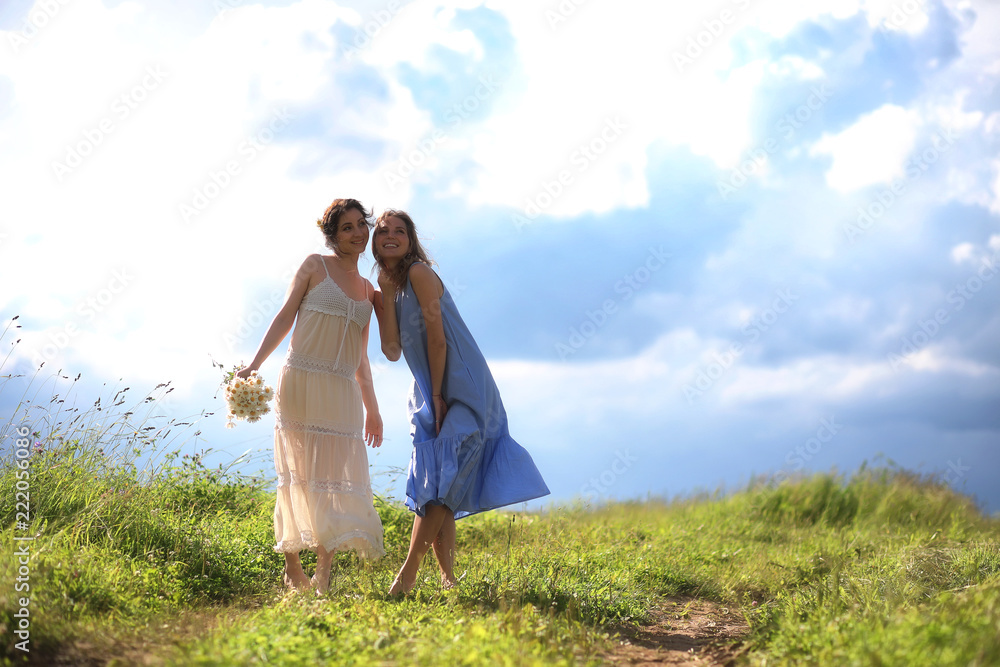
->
xmin=312 ymin=548 xmax=335 ymax=594
xmin=312 ymin=555 xmax=333 ymax=595
xmin=388 ymin=569 xmax=416 ymax=597
xmin=282 ymin=553 xmax=311 ymax=591
xmin=441 ymin=570 xmax=465 ymax=590
xmin=283 ymin=569 xmax=311 ymax=591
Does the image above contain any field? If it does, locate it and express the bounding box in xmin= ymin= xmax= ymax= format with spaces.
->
xmin=2 ymin=364 xmax=999 ymax=665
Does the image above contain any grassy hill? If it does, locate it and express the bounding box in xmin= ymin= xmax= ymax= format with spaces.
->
xmin=2 ymin=376 xmax=999 ymax=665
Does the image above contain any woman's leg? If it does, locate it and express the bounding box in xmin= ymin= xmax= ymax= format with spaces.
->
xmin=389 ymin=504 xmax=451 ymax=595
xmin=312 ymin=546 xmax=334 ymax=594
xmin=432 ymin=513 xmax=457 ymax=587
xmin=283 ymin=552 xmax=310 ymax=589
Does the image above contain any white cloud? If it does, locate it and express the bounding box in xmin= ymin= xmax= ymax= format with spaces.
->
xmin=942 ymin=0 xmax=1000 ymax=78
xmin=747 ymin=0 xmax=862 ymax=37
xmin=2 ymin=0 xmax=997 ymax=422
xmin=810 ymin=104 xmax=921 ymax=192
xmin=489 ymin=322 xmax=998 ymax=448
xmin=860 ymin=0 xmax=930 ymax=34
xmin=361 ymin=0 xmax=937 ymax=219
xmin=360 ymin=0 xmax=953 ymax=218
xmin=0 ymin=0 xmax=412 ymax=388
xmin=950 ymin=241 xmax=976 ymax=263
xmin=434 ymin=2 xmax=769 ymax=218
xmin=898 ymin=347 xmax=998 ymax=376
xmin=768 ymin=55 xmax=827 ymax=80
xmin=355 ymin=0 xmax=486 ymax=69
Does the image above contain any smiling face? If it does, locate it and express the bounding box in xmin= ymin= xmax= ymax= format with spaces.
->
xmin=373 ymin=215 xmax=411 ymax=264
xmin=333 ymin=208 xmax=371 ymax=256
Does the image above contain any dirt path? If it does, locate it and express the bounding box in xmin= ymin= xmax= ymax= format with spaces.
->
xmin=605 ymin=597 xmax=749 ymax=666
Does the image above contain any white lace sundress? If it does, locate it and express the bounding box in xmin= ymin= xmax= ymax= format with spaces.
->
xmin=271 ymin=257 xmax=385 ymax=557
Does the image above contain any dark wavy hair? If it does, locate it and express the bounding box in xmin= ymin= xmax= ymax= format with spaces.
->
xmin=316 ymin=198 xmax=372 ymax=253
xmin=371 ymin=209 xmax=433 ymax=294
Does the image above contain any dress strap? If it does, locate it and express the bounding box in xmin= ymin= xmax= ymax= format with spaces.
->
xmin=320 ymin=256 xmax=331 ymax=279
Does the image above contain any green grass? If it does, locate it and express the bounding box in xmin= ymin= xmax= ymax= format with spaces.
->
xmin=2 ymin=337 xmax=998 ymax=664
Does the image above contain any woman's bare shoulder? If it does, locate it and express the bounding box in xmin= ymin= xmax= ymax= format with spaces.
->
xmin=407 ymin=262 xmax=443 ymax=296
xmin=407 ymin=261 xmax=435 ymax=279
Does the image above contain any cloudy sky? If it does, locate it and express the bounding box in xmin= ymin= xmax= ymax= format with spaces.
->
xmin=2 ymin=0 xmax=999 ymax=512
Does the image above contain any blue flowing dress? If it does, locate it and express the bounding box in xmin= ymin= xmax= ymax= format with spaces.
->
xmin=395 ymin=265 xmax=550 ymax=518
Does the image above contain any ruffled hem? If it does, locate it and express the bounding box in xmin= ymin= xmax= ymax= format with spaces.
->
xmin=405 ymin=430 xmax=549 ymax=519
xmin=406 ymin=430 xmax=483 ymax=518
xmin=273 ymin=530 xmax=385 ymax=559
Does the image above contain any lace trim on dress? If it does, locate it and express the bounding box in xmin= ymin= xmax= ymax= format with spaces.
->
xmin=302 ymin=301 xmax=372 ymax=328
xmin=276 ymin=471 xmax=372 ymax=496
xmin=274 ymin=415 xmax=363 ymax=440
xmin=285 ymin=350 xmax=357 ymax=378
xmin=301 ymin=278 xmax=373 ymax=328
xmin=273 ymin=529 xmax=385 ymax=557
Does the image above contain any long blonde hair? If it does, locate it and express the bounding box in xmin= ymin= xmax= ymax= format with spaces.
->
xmin=371 ymin=209 xmax=433 ymax=293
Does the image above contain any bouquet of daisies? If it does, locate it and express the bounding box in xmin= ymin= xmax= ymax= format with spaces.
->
xmin=220 ymin=366 xmax=275 ymax=429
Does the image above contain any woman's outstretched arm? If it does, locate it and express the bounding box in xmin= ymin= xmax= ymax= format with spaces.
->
xmin=236 ymin=256 xmax=315 ymax=379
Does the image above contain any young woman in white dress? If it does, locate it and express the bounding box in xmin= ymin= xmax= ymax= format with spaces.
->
xmin=238 ymin=198 xmax=385 ymax=593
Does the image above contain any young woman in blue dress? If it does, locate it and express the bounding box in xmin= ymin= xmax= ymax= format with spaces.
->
xmin=371 ymin=209 xmax=549 ymax=595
